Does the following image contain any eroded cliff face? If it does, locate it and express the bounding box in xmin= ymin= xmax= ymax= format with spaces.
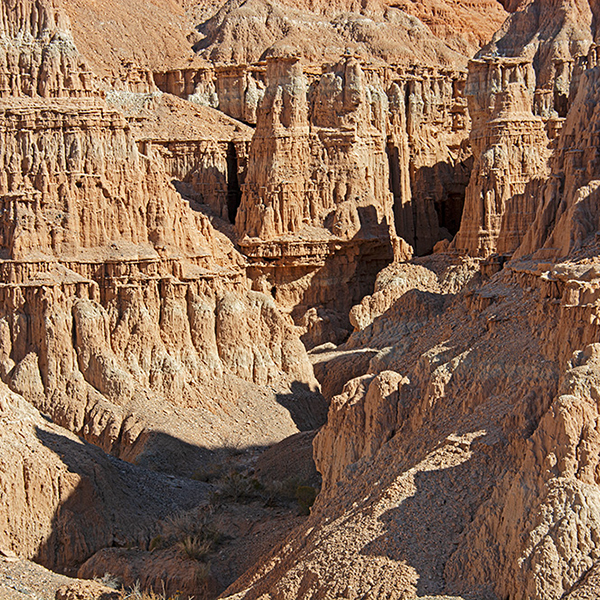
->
xmin=0 ymin=382 xmax=211 ymax=573
xmin=0 ymin=0 xmax=326 ymax=482
xmin=451 ymin=0 xmax=600 ymax=258
xmin=226 ymin=52 xmax=475 ymax=347
xmin=14 ymin=0 xmax=600 ymax=597
xmin=452 ymin=57 xmax=551 ymax=256
xmin=234 ymin=53 xmax=402 ymax=349
xmin=221 ymin=21 xmax=600 ymax=598
xmin=225 ymin=242 xmax=600 ymax=600
xmin=516 ymin=50 xmax=600 ymax=260
xmin=0 ymin=0 xmax=96 ymax=98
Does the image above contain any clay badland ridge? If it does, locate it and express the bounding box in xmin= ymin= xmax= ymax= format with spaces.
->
xmin=2 ymin=0 xmax=600 ymax=599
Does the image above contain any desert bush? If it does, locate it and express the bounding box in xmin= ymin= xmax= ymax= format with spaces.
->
xmin=162 ymin=508 xmax=219 ymax=543
xmin=160 ymin=506 xmax=222 ymax=561
xmin=95 ymin=572 xmax=122 ymax=589
xmin=191 ymin=463 xmax=223 ymax=483
xmin=261 ymin=477 xmax=319 ymax=514
xmin=149 ymin=535 xmax=163 ymax=552
xmin=119 ymin=580 xmax=176 ymax=599
xmin=212 ymin=471 xmax=263 ymax=503
xmin=296 ymin=485 xmax=317 ymax=515
xmin=262 ymin=477 xmax=303 ymax=505
xmin=176 ymin=535 xmax=214 ymax=561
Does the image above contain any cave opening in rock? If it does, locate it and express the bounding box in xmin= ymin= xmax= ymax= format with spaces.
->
xmin=386 ymin=142 xmax=402 ymax=203
xmin=227 ymin=141 xmax=241 ymax=223
xmin=554 ymin=92 xmax=569 ymax=118
xmin=435 ymin=191 xmax=465 ymax=237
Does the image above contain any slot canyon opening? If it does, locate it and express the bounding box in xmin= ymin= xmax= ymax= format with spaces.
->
xmin=434 ymin=191 xmax=465 ymax=237
xmin=386 ymin=142 xmax=469 ymax=255
xmin=227 ymin=142 xmax=241 ymax=223
xmin=387 ymin=141 xmax=414 ymax=247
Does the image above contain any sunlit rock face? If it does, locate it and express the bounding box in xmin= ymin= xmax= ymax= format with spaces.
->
xmin=452 ymin=57 xmax=551 ymax=257
xmin=0 ymin=0 xmax=326 ymax=485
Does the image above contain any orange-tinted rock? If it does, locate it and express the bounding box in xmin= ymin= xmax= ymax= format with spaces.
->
xmin=0 ymin=383 xmax=211 ymax=572
xmin=78 ymin=548 xmax=218 ymax=599
xmin=516 ymin=48 xmax=600 ymax=259
xmin=192 ymin=0 xmax=504 ymax=65
xmin=452 ymin=57 xmax=551 ymax=256
xmin=0 ymin=0 xmax=326 ymax=472
xmin=0 ymin=0 xmax=96 ymax=98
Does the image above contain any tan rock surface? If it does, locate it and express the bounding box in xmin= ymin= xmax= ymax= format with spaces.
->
xmin=0 ymin=0 xmax=327 ymax=475
xmin=516 ymin=51 xmax=600 ymax=260
xmin=218 ymin=41 xmax=600 ymax=592
xmin=10 ymin=1 xmax=600 ymax=599
xmin=235 ymin=52 xmax=476 ymax=346
xmin=0 ymin=555 xmax=118 ymax=600
xmin=55 ymin=581 xmax=119 ymax=600
xmin=0 ymin=383 xmax=212 ymax=572
xmin=222 ymin=241 xmax=600 ymax=600
xmin=452 ymin=57 xmax=551 ymax=256
xmin=193 ymin=0 xmax=505 ymax=65
xmin=452 ymin=0 xmax=600 ymax=259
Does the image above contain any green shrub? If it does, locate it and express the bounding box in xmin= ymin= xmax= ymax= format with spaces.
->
xmin=148 ymin=535 xmax=163 ymax=552
xmin=296 ymin=485 xmax=317 ymax=515
xmin=213 ymin=471 xmax=263 ymax=503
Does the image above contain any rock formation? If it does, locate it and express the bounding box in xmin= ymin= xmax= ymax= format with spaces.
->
xmin=219 ymin=2 xmax=600 ymax=596
xmin=0 ymin=382 xmax=209 ymax=573
xmin=191 ymin=0 xmax=506 ymax=64
xmin=223 ymin=240 xmax=600 ymax=600
xmin=0 ymin=0 xmax=327 ymax=480
xmin=452 ymin=0 xmax=600 ymax=258
xmin=229 ymin=52 xmax=477 ymax=346
xmin=452 ymin=57 xmax=551 ymax=256
xmin=11 ymin=0 xmax=600 ymax=599
xmin=516 ymin=45 xmax=600 ymax=260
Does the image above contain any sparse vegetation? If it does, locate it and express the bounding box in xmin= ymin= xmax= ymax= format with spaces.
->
xmin=206 ymin=468 xmax=320 ymax=513
xmin=95 ymin=572 xmax=122 ymax=589
xmin=296 ymin=485 xmax=317 ymax=515
xmin=211 ymin=470 xmax=263 ymax=503
xmin=262 ymin=476 xmax=304 ymax=505
xmin=176 ymin=535 xmax=214 ymax=561
xmin=118 ymin=580 xmax=181 ymax=599
xmin=162 ymin=508 xmax=221 ymax=545
xmin=149 ymin=534 xmax=163 ymax=552
xmin=158 ymin=506 xmax=222 ymax=567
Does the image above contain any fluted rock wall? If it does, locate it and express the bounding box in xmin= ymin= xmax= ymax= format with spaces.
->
xmin=0 ymin=0 xmax=326 ymax=479
xmin=229 ymin=53 xmax=472 ymax=346
xmin=0 ymin=262 xmax=322 ymax=465
xmin=452 ymin=57 xmax=551 ymax=256
xmin=451 ymin=0 xmax=600 ymax=259
xmin=106 ymin=91 xmax=253 ymax=224
xmin=389 ymin=66 xmax=472 ymax=255
xmin=225 ymin=243 xmax=600 ymax=600
xmin=516 ymin=49 xmax=600 ymax=259
xmin=0 ymin=95 xmax=324 ymax=465
xmin=154 ymin=64 xmax=266 ymax=125
xmin=484 ymin=0 xmax=594 ymax=118
xmin=0 ymin=101 xmax=227 ymax=260
xmin=156 ymin=60 xmax=472 ymax=259
xmin=0 ymin=0 xmax=95 ymax=98
xmin=223 ymin=6 xmax=600 ymax=596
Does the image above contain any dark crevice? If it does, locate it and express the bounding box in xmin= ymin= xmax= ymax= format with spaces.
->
xmin=226 ymin=141 xmax=241 ymax=224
